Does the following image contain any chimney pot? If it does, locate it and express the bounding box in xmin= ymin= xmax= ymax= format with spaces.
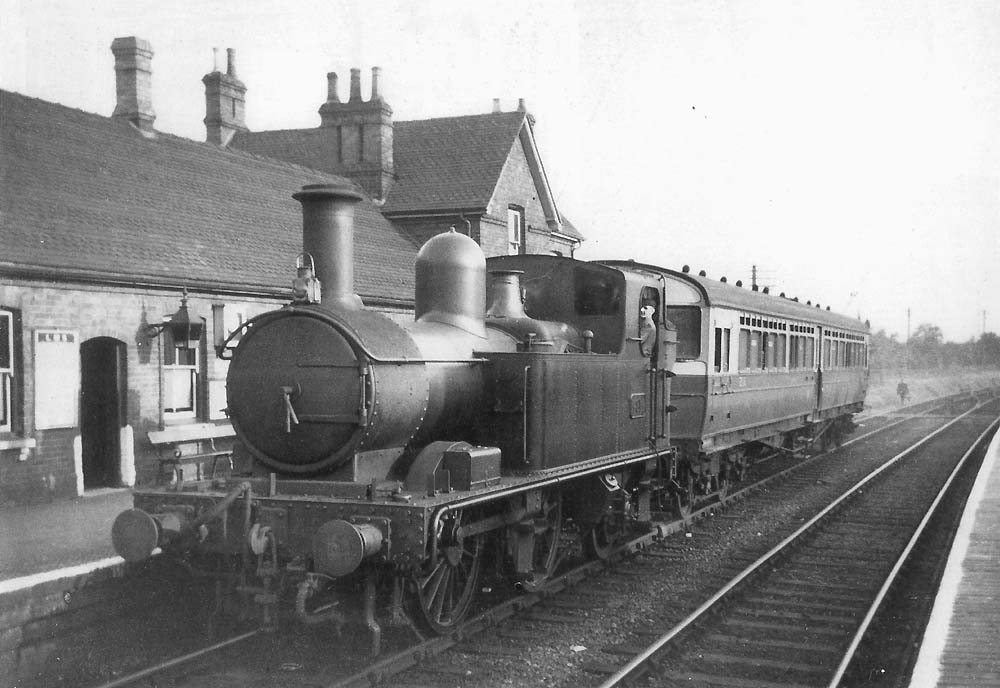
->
xmin=517 ymin=98 xmax=526 ymax=112
xmin=326 ymin=72 xmax=340 ymax=103
xmin=492 ymin=98 xmax=501 ymax=113
xmin=370 ymin=67 xmax=382 ymax=101
xmin=202 ymin=46 xmax=247 ymax=145
xmin=349 ymin=68 xmax=362 ymax=103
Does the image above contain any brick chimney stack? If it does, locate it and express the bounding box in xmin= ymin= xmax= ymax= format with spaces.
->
xmin=203 ymin=47 xmax=247 ymax=145
xmin=111 ymin=37 xmax=155 ymax=133
xmin=318 ymin=67 xmax=394 ymax=202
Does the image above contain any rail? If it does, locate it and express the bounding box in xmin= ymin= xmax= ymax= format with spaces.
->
xmin=596 ymin=399 xmax=991 ymax=688
xmin=826 ymin=415 xmax=999 ymax=687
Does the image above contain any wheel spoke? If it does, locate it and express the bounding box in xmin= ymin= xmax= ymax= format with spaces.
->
xmin=412 ymin=509 xmax=484 ymax=633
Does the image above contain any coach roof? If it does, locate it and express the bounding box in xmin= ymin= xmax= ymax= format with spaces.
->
xmin=603 ymin=260 xmax=869 ymax=333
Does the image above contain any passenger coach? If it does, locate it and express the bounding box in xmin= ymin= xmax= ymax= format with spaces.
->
xmin=603 ymin=261 xmax=870 ymax=514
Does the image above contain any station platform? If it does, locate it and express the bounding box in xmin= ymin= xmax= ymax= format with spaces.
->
xmin=0 ymin=488 xmax=132 ymax=593
xmin=910 ymin=421 xmax=1000 ymax=686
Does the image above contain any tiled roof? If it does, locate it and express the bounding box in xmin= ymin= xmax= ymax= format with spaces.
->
xmin=557 ymin=215 xmax=584 ymax=241
xmin=232 ymin=111 xmax=528 ymax=215
xmin=0 ymin=90 xmax=418 ymax=302
xmin=385 ymin=112 xmax=527 ymax=213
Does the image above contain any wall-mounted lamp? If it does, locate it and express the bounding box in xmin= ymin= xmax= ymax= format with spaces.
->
xmin=148 ymin=289 xmax=203 ymax=349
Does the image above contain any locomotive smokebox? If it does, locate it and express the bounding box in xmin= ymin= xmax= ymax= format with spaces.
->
xmin=293 ymin=183 xmax=365 ymax=309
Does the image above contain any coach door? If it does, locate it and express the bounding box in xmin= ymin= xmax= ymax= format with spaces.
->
xmin=80 ymin=337 xmax=127 ymax=488
xmin=815 ymin=327 xmax=824 ymax=412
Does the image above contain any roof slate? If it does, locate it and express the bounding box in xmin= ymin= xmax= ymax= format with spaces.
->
xmin=0 ymin=90 xmax=418 ymax=301
xmin=232 ymin=111 xmax=529 ymax=215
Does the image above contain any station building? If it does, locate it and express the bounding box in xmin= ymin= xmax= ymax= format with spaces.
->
xmin=0 ymin=36 xmax=582 ymax=504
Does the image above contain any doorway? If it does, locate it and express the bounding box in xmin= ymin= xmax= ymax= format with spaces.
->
xmin=80 ymin=337 xmax=127 ymax=489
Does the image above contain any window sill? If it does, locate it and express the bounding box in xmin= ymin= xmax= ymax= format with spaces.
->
xmin=0 ymin=437 xmax=36 ymax=451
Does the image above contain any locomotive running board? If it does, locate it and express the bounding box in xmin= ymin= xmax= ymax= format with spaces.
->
xmin=425 ymin=447 xmax=674 ymax=568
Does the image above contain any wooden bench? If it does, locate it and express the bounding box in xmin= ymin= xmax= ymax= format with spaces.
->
xmin=148 ymin=423 xmax=236 ymax=486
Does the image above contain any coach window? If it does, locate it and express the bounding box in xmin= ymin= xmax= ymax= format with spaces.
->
xmin=714 ymin=327 xmax=730 ymax=372
xmin=0 ymin=309 xmax=18 ymax=434
xmin=739 ymin=328 xmax=751 ymax=370
xmin=763 ymin=332 xmax=776 ymax=369
xmin=749 ymin=330 xmax=762 ymax=369
xmin=163 ymin=326 xmax=199 ymax=420
xmin=665 ymin=306 xmax=701 ymax=360
xmin=776 ymin=333 xmax=787 ymax=369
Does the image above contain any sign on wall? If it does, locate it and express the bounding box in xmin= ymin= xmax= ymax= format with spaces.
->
xmin=35 ymin=330 xmax=80 ymax=429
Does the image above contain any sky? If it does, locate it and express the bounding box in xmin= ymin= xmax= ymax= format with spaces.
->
xmin=2 ymin=0 xmax=997 ymax=342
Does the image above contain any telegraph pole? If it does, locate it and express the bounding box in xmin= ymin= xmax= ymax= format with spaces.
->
xmin=905 ymin=307 xmax=911 ymax=375
xmin=983 ymin=309 xmax=988 ymax=367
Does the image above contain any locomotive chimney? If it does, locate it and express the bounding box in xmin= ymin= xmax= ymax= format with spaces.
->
xmin=486 ymin=270 xmax=528 ymax=319
xmin=292 ymin=183 xmax=364 ymax=309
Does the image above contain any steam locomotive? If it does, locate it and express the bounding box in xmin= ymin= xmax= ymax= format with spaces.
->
xmin=111 ymin=183 xmax=868 ymax=651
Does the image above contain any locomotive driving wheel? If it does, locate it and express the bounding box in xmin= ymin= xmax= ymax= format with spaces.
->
xmin=516 ymin=488 xmax=563 ymax=591
xmin=583 ymin=509 xmax=625 ymax=560
xmin=412 ymin=508 xmax=484 ymax=633
xmin=671 ymin=471 xmax=695 ymax=520
xmin=583 ymin=475 xmax=627 ymax=561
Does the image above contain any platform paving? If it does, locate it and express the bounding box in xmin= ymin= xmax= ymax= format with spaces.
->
xmin=909 ymin=421 xmax=1000 ymax=686
xmin=0 ymin=488 xmax=132 ymax=585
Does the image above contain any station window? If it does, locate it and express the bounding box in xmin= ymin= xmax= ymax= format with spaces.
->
xmin=163 ymin=327 xmax=199 ymax=419
xmin=0 ymin=309 xmax=15 ymax=433
xmin=714 ymin=327 xmax=730 ymax=373
xmin=666 ymin=306 xmax=701 ymax=360
xmin=507 ymin=206 xmax=524 ymax=256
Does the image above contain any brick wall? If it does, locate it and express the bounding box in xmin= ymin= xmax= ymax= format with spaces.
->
xmin=0 ymin=278 xmax=415 ymax=505
xmin=0 ymin=279 xmax=283 ymax=504
xmin=392 ymin=216 xmax=483 ymax=251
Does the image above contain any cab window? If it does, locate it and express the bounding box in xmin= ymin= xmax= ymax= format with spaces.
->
xmin=574 ymin=270 xmax=621 ymax=316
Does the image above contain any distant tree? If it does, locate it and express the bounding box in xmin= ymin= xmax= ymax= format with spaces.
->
xmin=909 ymin=323 xmax=944 ymax=368
xmin=977 ymin=332 xmax=1000 ymax=366
xmin=869 ymin=329 xmax=904 ymax=371
xmin=867 ymin=324 xmax=998 ymax=373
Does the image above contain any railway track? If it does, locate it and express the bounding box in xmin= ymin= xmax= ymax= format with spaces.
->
xmin=596 ymin=398 xmax=999 ymax=688
xmin=81 ymin=392 xmax=995 ymax=688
